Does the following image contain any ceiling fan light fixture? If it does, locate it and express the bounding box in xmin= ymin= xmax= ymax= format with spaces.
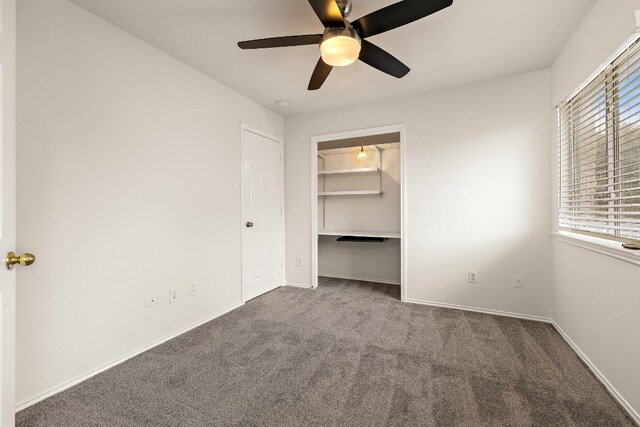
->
xmin=320 ymin=28 xmax=361 ymax=67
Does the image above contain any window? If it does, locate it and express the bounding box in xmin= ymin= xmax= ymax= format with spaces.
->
xmin=559 ymin=38 xmax=640 ymax=243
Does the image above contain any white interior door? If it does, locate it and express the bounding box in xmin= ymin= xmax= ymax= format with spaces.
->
xmin=241 ymin=127 xmax=284 ymax=302
xmin=0 ymin=0 xmax=17 ymax=425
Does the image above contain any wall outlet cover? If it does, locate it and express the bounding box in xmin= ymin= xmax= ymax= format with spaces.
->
xmin=468 ymin=271 xmax=478 ymax=284
xmin=169 ymin=289 xmax=179 ymax=303
xmin=190 ymin=283 xmax=197 ymax=296
xmin=514 ymin=275 xmax=524 ymax=288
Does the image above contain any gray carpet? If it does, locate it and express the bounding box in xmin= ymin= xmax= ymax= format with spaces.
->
xmin=17 ymin=278 xmax=635 ymax=426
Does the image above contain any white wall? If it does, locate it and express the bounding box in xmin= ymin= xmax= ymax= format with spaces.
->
xmin=550 ymin=0 xmax=640 ymax=419
xmin=551 ymin=241 xmax=640 ymax=418
xmin=286 ymin=69 xmax=552 ymax=318
xmin=16 ymin=0 xmax=283 ymax=406
xmin=551 ymin=0 xmax=640 ymax=106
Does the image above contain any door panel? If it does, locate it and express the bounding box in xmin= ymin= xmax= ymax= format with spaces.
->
xmin=241 ymin=128 xmax=283 ymax=302
xmin=0 ymin=0 xmax=16 ymax=425
xmin=250 ymin=167 xmax=261 ymax=215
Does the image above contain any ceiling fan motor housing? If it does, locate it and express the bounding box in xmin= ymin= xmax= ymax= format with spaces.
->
xmin=336 ymin=0 xmax=353 ymax=18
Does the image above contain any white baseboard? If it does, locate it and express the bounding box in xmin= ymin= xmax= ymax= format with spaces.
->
xmin=15 ymin=302 xmax=244 ymax=412
xmin=318 ymin=274 xmax=401 ymax=286
xmin=285 ymin=282 xmax=313 ymax=289
xmin=551 ymin=321 xmax=640 ymax=425
xmin=405 ymin=298 xmax=552 ymax=323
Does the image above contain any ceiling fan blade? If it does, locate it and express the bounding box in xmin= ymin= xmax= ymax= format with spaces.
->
xmin=238 ymin=34 xmax=322 ymax=49
xmin=308 ymin=58 xmax=333 ymax=90
xmin=307 ymin=0 xmax=345 ymax=28
xmin=359 ymin=39 xmax=410 ymax=78
xmin=352 ymin=0 xmax=453 ymax=38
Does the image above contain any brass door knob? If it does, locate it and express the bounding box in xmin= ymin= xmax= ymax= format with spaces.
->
xmin=5 ymin=252 xmax=36 ymax=270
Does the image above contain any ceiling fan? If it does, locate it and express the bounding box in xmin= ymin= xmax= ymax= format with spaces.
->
xmin=238 ymin=0 xmax=453 ymax=90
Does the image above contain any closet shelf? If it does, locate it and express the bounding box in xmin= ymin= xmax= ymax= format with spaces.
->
xmin=318 ymin=167 xmax=380 ymax=176
xmin=318 ymin=230 xmax=401 ymax=239
xmin=318 ymin=190 xmax=382 ymax=197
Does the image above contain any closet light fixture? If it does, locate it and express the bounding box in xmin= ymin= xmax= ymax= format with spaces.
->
xmin=357 ymin=143 xmax=367 ymax=161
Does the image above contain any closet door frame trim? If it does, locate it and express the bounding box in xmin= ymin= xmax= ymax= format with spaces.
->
xmin=310 ymin=123 xmax=407 ymax=302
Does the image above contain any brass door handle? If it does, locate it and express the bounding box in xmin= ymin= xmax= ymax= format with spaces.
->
xmin=5 ymin=252 xmax=36 ymax=270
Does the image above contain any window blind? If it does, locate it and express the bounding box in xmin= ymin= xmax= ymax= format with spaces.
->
xmin=559 ymin=37 xmax=640 ymax=243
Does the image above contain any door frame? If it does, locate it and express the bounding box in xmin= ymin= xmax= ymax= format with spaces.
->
xmin=310 ymin=123 xmax=407 ymax=302
xmin=240 ymin=123 xmax=285 ymax=304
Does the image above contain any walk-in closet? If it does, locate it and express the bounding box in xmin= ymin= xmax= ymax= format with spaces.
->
xmin=316 ymin=131 xmax=402 ymax=291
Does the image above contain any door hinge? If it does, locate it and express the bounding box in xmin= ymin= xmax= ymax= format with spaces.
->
xmin=281 ymin=260 xmax=284 ymax=268
xmin=280 ymin=155 xmax=283 ymax=163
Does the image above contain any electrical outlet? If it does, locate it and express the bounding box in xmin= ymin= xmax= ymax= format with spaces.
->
xmin=468 ymin=271 xmax=478 ymax=284
xmin=145 ymin=295 xmax=159 ymax=307
xmin=169 ymin=289 xmax=179 ymax=304
xmin=513 ymin=275 xmax=524 ymax=288
xmin=190 ymin=283 xmax=197 ymax=296
xmin=296 ymin=257 xmax=302 ymax=267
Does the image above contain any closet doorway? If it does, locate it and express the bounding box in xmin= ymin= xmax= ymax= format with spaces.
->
xmin=311 ymin=124 xmax=406 ymax=301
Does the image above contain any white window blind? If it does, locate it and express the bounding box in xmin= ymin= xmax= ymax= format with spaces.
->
xmin=559 ymin=37 xmax=640 ymax=243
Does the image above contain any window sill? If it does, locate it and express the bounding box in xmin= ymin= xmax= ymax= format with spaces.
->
xmin=551 ymin=231 xmax=640 ymax=267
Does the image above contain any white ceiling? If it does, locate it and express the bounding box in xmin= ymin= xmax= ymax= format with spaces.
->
xmin=69 ymin=0 xmax=595 ymax=116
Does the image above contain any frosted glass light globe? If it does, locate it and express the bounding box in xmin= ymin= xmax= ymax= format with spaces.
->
xmin=320 ymin=28 xmax=361 ymax=67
